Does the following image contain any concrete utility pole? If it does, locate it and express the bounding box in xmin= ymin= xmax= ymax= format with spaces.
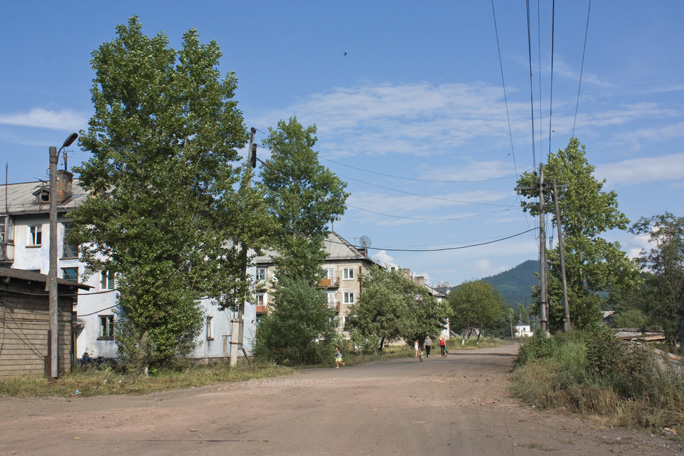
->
xmin=538 ymin=165 xmax=548 ymax=334
xmin=552 ymin=179 xmax=571 ymax=333
xmin=48 ymin=133 xmax=78 ymax=378
xmin=230 ymin=128 xmax=257 ymax=366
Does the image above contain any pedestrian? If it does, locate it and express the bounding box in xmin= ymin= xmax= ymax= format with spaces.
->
xmin=424 ymin=336 xmax=432 ymax=358
xmin=414 ymin=340 xmax=420 ymax=359
xmin=439 ymin=335 xmax=447 ymax=357
xmin=335 ymin=347 xmax=345 ymax=368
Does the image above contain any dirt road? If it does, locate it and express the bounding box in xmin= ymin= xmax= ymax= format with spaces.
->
xmin=1 ymin=343 xmax=680 ymax=455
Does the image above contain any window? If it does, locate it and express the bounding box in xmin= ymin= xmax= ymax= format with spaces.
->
xmin=255 ymin=267 xmax=266 ymax=282
xmin=62 ymin=224 xmax=78 ymax=258
xmin=343 ymin=267 xmax=354 ymax=280
xmin=206 ymin=317 xmax=214 ymax=340
xmin=100 ymin=270 xmax=115 ymax=290
xmin=99 ymin=315 xmax=114 ymax=339
xmin=327 ymin=291 xmax=336 ymax=304
xmin=257 ymin=294 xmax=266 ymax=306
xmin=62 ymin=267 xmax=79 ymax=281
xmin=0 ymin=216 xmax=14 ymax=243
xmin=28 ymin=225 xmax=42 ymax=246
xmin=343 ymin=291 xmax=355 ymax=304
xmin=323 ymin=268 xmax=334 ymax=279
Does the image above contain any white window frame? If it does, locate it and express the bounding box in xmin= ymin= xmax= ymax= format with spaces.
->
xmin=206 ymin=316 xmax=214 ymax=340
xmin=255 ymin=267 xmax=266 ymax=282
xmin=343 ymin=267 xmax=354 ymax=280
xmin=28 ymin=224 xmax=42 ymax=246
xmin=324 ymin=268 xmax=334 ymax=279
xmin=99 ymin=315 xmax=114 ymax=339
xmin=343 ymin=291 xmax=355 ymax=304
xmin=100 ymin=270 xmax=115 ymax=290
xmin=257 ymin=293 xmax=266 ymax=306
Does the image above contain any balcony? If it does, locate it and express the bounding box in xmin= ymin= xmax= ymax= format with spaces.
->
xmin=318 ymin=278 xmax=340 ymax=288
xmin=256 ymin=305 xmax=268 ymax=314
xmin=0 ymin=242 xmax=14 ymax=263
xmin=328 ymin=301 xmax=341 ymax=312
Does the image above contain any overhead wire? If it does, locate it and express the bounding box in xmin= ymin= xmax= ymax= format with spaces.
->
xmin=572 ymin=0 xmax=593 ymax=138
xmin=547 ymin=0 xmax=556 ymax=161
xmin=346 ymin=203 xmax=514 ymax=222
xmin=525 ymin=0 xmax=538 ymax=171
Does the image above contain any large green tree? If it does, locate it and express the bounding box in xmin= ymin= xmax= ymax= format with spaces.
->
xmin=448 ymin=280 xmax=506 ymax=344
xmin=68 ymin=17 xmax=269 ymax=371
xmin=630 ymin=213 xmax=684 ymax=347
xmin=255 ymin=117 xmax=349 ymax=362
xmin=346 ymin=266 xmax=450 ymax=351
xmin=517 ymin=138 xmax=640 ymax=331
xmin=260 ymin=117 xmax=349 ymax=285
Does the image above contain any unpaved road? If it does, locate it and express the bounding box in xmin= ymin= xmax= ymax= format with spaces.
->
xmin=1 ymin=343 xmax=681 ymax=455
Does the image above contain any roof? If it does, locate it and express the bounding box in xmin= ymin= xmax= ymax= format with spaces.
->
xmin=254 ymin=231 xmax=377 ymax=266
xmin=0 ymin=179 xmax=88 ymax=216
xmin=0 ymin=267 xmax=91 ymax=290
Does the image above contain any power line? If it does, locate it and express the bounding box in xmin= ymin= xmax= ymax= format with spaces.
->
xmin=572 ymin=0 xmax=593 ymax=138
xmin=362 ymin=228 xmax=537 ymax=252
xmin=526 ymin=0 xmax=538 ymax=170
xmin=338 ymin=173 xmax=513 ymax=207
xmin=547 ymin=0 xmax=556 ymax=161
xmin=490 ymin=0 xmax=519 ymax=177
xmin=346 ymin=203 xmax=514 ymax=222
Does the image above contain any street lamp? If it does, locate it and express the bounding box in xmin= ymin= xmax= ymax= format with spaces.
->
xmin=48 ymin=132 xmax=78 ymax=378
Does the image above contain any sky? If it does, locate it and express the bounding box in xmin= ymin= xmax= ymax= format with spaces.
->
xmin=1 ymin=1 xmax=683 ymax=287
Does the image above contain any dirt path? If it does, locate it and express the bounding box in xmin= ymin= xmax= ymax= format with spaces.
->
xmin=1 ymin=343 xmax=681 ymax=455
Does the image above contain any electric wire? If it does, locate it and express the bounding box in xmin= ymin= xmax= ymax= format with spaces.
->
xmin=572 ymin=0 xmax=593 ymax=138
xmin=547 ymin=0 xmax=556 ymax=160
xmin=526 ymin=0 xmax=537 ymax=171
xmin=490 ymin=0 xmax=519 ymax=177
xmin=346 ymin=203 xmax=514 ymax=222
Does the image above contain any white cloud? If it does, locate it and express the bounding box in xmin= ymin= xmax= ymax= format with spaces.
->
xmin=597 ymin=153 xmax=684 ymax=185
xmin=371 ymin=250 xmax=398 ymax=269
xmin=0 ymin=108 xmax=88 ymax=131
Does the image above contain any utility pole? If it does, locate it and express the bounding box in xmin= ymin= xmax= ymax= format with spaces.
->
xmin=230 ymin=127 xmax=257 ymax=366
xmin=552 ymin=179 xmax=571 ymax=333
xmin=48 ymin=133 xmax=78 ymax=378
xmin=538 ymin=165 xmax=548 ymax=334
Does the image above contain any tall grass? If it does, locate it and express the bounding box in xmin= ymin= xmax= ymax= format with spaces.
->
xmin=512 ymin=328 xmax=684 ymax=431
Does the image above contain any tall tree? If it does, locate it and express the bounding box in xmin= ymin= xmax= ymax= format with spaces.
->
xmin=68 ymin=17 xmax=267 ymax=371
xmin=346 ymin=266 xmax=449 ymax=351
xmin=260 ymin=117 xmax=349 ymax=285
xmin=448 ymin=280 xmax=506 ymax=344
xmin=630 ymin=213 xmax=684 ymax=347
xmin=255 ymin=117 xmax=349 ymax=362
xmin=516 ymin=138 xmax=640 ymax=331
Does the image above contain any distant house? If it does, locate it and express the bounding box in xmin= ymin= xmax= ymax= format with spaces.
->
xmin=1 ymin=175 xmax=253 ymax=362
xmin=515 ymin=324 xmax=533 ymax=338
xmin=0 ymin=267 xmax=90 ymax=377
xmin=254 ymin=231 xmax=378 ymax=334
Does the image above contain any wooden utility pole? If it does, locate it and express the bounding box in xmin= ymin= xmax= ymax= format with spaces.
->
xmin=538 ymin=165 xmax=548 ymax=334
xmin=230 ymin=127 xmax=257 ymax=366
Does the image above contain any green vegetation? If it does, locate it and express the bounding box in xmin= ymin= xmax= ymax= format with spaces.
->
xmin=345 ymin=265 xmax=450 ymax=351
xmin=448 ymin=280 xmax=507 ymax=344
xmin=480 ymin=260 xmax=539 ymax=309
xmin=69 ymin=17 xmax=271 ymax=373
xmin=517 ymin=138 xmax=641 ymax=331
xmin=0 ymin=362 xmax=293 ymax=398
xmin=513 ymin=330 xmax=684 ymax=430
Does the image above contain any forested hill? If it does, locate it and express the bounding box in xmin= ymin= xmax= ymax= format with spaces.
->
xmin=479 ymin=260 xmax=539 ymax=308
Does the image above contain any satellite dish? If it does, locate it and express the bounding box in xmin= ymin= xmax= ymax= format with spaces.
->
xmin=359 ymin=235 xmax=371 ymax=249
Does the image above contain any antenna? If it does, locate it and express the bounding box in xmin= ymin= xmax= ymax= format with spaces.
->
xmin=359 ymin=235 xmax=371 ymax=249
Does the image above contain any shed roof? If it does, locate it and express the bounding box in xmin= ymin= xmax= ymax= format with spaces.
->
xmin=0 ymin=179 xmax=88 ymax=216
xmin=0 ymin=267 xmax=91 ymax=290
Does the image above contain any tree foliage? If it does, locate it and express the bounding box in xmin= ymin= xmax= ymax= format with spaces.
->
xmin=259 ymin=117 xmax=349 ymax=285
xmin=253 ymin=278 xmax=337 ymax=365
xmin=68 ymin=17 xmax=269 ymax=371
xmin=448 ymin=280 xmax=507 ymax=343
xmin=630 ymin=213 xmax=684 ymax=347
xmin=346 ymin=266 xmax=449 ymax=350
xmin=516 ymin=138 xmax=640 ymax=331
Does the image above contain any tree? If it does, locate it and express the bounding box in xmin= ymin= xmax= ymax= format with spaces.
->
xmin=448 ymin=280 xmax=506 ymax=344
xmin=255 ymin=117 xmax=349 ymax=362
xmin=68 ymin=17 xmax=268 ymax=371
xmin=516 ymin=138 xmax=640 ymax=331
xmin=253 ymin=278 xmax=337 ymax=365
xmin=630 ymin=213 xmax=684 ymax=347
xmin=346 ymin=266 xmax=450 ymax=350
xmin=260 ymin=117 xmax=349 ymax=285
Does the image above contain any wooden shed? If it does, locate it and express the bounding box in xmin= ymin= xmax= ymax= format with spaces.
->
xmin=0 ymin=267 xmax=90 ymax=377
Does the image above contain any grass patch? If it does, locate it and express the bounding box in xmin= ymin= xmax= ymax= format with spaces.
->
xmin=0 ymin=360 xmax=293 ymax=398
xmin=512 ymin=329 xmax=684 ymax=432
xmin=448 ymin=336 xmax=507 ymax=350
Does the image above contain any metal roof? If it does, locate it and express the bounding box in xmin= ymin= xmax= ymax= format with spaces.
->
xmin=0 ymin=267 xmax=91 ymax=290
xmin=0 ymin=179 xmax=88 ymax=216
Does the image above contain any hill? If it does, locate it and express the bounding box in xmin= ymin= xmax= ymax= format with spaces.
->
xmin=473 ymin=260 xmax=539 ymax=308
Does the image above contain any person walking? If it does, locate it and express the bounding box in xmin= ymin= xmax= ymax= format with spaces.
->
xmin=335 ymin=347 xmax=345 ymax=368
xmin=414 ymin=340 xmax=420 ymax=359
xmin=439 ymin=335 xmax=447 ymax=357
xmin=424 ymin=336 xmax=432 ymax=358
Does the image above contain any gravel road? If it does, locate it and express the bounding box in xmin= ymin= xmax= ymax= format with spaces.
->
xmin=1 ymin=343 xmax=681 ymax=455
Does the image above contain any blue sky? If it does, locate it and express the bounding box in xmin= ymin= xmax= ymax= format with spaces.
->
xmin=1 ymin=1 xmax=683 ymax=286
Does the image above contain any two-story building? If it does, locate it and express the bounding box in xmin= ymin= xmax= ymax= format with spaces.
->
xmin=253 ymin=231 xmax=378 ymax=335
xmin=1 ymin=174 xmax=254 ymax=362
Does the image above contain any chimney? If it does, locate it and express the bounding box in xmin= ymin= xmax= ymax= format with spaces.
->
xmin=56 ymin=170 xmax=74 ymax=203
xmin=400 ymin=268 xmax=410 ymax=278
xmin=414 ymin=276 xmax=425 ymax=287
